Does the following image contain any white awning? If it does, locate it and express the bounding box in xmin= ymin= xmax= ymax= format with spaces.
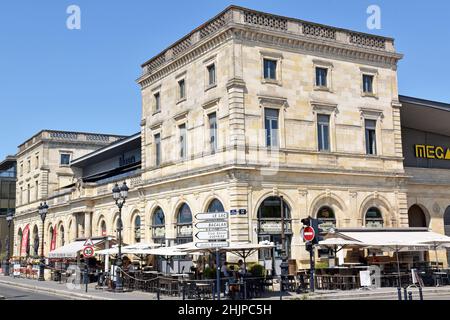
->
xmin=96 ymin=242 xmax=162 ymax=255
xmin=48 ymin=239 xmax=104 ymax=258
xmin=330 ymin=229 xmax=450 ymax=252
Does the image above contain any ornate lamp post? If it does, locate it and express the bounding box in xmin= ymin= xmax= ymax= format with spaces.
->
xmin=38 ymin=202 xmax=48 ymax=281
xmin=112 ymin=181 xmax=128 ymax=292
xmin=4 ymin=209 xmax=14 ymax=276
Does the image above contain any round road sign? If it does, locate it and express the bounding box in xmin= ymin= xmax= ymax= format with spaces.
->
xmin=302 ymin=226 xmax=315 ymax=242
xmin=83 ymin=246 xmax=95 ymax=257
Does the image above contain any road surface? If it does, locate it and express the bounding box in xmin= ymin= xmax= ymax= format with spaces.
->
xmin=0 ymin=283 xmax=68 ymax=300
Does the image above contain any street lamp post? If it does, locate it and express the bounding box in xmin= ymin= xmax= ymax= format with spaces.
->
xmin=4 ymin=209 xmax=14 ymax=276
xmin=112 ymin=181 xmax=128 ymax=292
xmin=38 ymin=202 xmax=48 ymax=281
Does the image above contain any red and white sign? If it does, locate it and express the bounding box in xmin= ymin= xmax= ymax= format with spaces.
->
xmin=302 ymin=226 xmax=315 ymax=242
xmin=20 ymin=224 xmax=30 ymax=256
xmin=83 ymin=246 xmax=95 ymax=257
xmin=83 ymin=238 xmax=94 ymax=247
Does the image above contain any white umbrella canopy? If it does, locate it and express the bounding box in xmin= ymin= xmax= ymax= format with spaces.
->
xmin=318 ymin=238 xmax=365 ymax=247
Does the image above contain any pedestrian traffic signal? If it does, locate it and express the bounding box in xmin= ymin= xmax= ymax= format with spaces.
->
xmin=311 ymin=218 xmax=325 ymax=245
xmin=301 ymin=217 xmax=311 ymax=226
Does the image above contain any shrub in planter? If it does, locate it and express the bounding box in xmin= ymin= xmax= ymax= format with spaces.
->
xmin=203 ymin=267 xmax=217 ymax=279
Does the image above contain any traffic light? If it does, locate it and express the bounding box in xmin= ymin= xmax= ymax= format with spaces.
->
xmin=311 ymin=218 xmax=325 ymax=245
xmin=301 ymin=217 xmax=311 ymax=226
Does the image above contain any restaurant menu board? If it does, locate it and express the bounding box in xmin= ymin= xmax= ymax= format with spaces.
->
xmin=360 ymin=270 xmax=371 ymax=287
xmin=13 ymin=264 xmax=21 ymax=277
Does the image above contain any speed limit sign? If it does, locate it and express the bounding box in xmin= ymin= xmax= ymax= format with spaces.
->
xmin=83 ymin=246 xmax=95 ymax=257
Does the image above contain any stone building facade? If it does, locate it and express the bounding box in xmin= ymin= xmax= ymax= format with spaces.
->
xmin=11 ymin=6 xmax=449 ymax=269
xmin=13 ymin=130 xmax=124 ymax=257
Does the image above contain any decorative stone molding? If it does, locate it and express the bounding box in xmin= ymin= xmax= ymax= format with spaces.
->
xmin=202 ymin=98 xmax=221 ymax=111
xmin=359 ymin=107 xmax=384 ymax=121
xmin=311 ymin=101 xmax=338 ymax=115
xmin=258 ymin=95 xmax=289 ymax=109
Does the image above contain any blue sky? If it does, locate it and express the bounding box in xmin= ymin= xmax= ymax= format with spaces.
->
xmin=0 ymin=0 xmax=449 ymax=160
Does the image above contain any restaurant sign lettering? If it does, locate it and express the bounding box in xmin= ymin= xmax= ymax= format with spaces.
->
xmin=415 ymin=144 xmax=450 ymax=160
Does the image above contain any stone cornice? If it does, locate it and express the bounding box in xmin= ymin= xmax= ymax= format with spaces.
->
xmin=137 ymin=6 xmax=402 ymax=89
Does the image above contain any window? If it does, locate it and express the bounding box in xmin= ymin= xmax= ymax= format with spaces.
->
xmin=60 ymin=154 xmax=71 ymax=165
xmin=27 ymin=159 xmax=31 ymax=173
xmin=152 ymin=207 xmax=165 ymax=243
xmin=154 ymin=133 xmax=161 ymax=166
xmin=363 ymin=74 xmax=374 ymax=94
xmin=19 ymin=187 xmax=22 ymax=205
xmin=315 ymin=67 xmax=328 ymax=87
xmin=20 ymin=163 xmax=23 ymax=176
xmin=263 ymin=59 xmax=277 ymax=80
xmin=365 ymin=119 xmax=377 ymax=155
xmin=35 ymin=180 xmax=39 ymax=201
xmin=208 ymin=112 xmax=217 ymax=153
xmin=265 ymin=108 xmax=279 ymax=148
xmin=317 ymin=207 xmax=336 ymax=231
xmin=207 ymin=199 xmax=225 ymax=213
xmin=35 ymin=154 xmax=39 ymax=169
xmin=365 ymin=207 xmax=383 ymax=228
xmin=176 ymin=203 xmax=193 ymax=244
xmin=27 ymin=184 xmax=30 ymax=203
xmin=317 ymin=114 xmax=330 ymax=151
xmin=134 ymin=216 xmax=141 ymax=243
xmin=101 ymin=221 xmax=107 ymax=236
xmin=154 ymin=92 xmax=161 ymax=112
xmin=178 ymin=79 xmax=186 ymax=100
xmin=179 ymin=124 xmax=187 ymax=160
xmin=207 ymin=64 xmax=216 ymax=86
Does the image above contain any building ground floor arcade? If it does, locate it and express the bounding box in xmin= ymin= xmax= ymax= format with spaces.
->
xmin=12 ymin=167 xmax=450 ymax=269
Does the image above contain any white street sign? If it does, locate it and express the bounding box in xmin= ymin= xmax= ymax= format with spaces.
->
xmin=195 ymin=230 xmax=228 ymax=240
xmin=195 ymin=212 xmax=228 ymax=220
xmin=195 ymin=241 xmax=229 ymax=249
xmin=195 ymin=221 xmax=228 ymax=230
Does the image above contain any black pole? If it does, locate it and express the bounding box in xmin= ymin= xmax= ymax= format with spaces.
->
xmin=38 ymin=216 xmax=46 ymax=281
xmin=403 ymin=287 xmax=407 ymax=300
xmin=85 ymin=263 xmax=88 ymax=293
xmin=408 ymin=291 xmax=412 ymax=301
xmin=115 ymin=205 xmax=123 ymax=292
xmin=215 ymin=248 xmax=220 ymax=301
xmin=5 ymin=217 xmax=12 ymax=276
xmin=309 ymin=244 xmax=315 ymax=292
xmin=397 ymin=287 xmax=402 ymax=300
xmin=419 ymin=287 xmax=423 ymax=300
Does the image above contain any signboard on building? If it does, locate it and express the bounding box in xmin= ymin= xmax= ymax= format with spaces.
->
xmin=415 ymin=144 xmax=450 ymax=160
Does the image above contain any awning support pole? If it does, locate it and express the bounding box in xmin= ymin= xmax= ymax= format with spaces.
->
xmin=396 ymin=248 xmax=402 ymax=288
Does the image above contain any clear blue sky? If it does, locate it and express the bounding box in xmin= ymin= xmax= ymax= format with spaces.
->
xmin=0 ymin=0 xmax=449 ymax=160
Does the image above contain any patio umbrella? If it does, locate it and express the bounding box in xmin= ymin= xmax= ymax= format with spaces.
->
xmin=417 ymin=238 xmax=450 ymax=271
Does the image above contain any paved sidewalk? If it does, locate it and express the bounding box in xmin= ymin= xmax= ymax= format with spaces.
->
xmin=0 ymin=275 xmax=164 ymax=300
xmin=2 ymin=275 xmax=450 ymax=300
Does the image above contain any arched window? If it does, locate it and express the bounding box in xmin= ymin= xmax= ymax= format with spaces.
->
xmin=100 ymin=220 xmax=107 ymax=237
xmin=365 ymin=207 xmax=383 ymax=228
xmin=152 ymin=207 xmax=165 ymax=244
xmin=32 ymin=225 xmax=39 ymax=256
xmin=207 ymin=199 xmax=225 ymax=213
xmin=317 ymin=206 xmax=336 ymax=231
xmin=257 ymin=196 xmax=292 ymax=263
xmin=59 ymin=225 xmax=65 ymax=247
xmin=444 ymin=207 xmax=450 ymax=266
xmin=134 ymin=215 xmax=141 ymax=243
xmin=176 ymin=203 xmax=193 ymax=244
xmin=408 ymin=205 xmax=427 ymax=228
xmin=17 ymin=228 xmax=23 ymax=257
xmin=48 ymin=226 xmax=54 ymax=253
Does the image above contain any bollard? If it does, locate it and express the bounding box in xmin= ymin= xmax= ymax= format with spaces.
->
xmin=419 ymin=287 xmax=423 ymax=301
xmin=157 ymin=288 xmax=160 ymax=300
xmin=397 ymin=287 xmax=402 ymax=300
xmin=182 ymin=282 xmax=185 ymax=300
xmin=408 ymin=291 xmax=412 ymax=301
xmin=403 ymin=287 xmax=407 ymax=301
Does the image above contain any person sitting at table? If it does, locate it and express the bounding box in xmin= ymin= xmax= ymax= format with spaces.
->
xmin=221 ymin=262 xmax=230 ymax=278
xmin=237 ymin=260 xmax=246 ymax=278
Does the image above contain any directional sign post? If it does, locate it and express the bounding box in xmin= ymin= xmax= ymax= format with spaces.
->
xmin=195 ymin=230 xmax=228 ymax=241
xmin=195 ymin=221 xmax=228 ymax=230
xmin=195 ymin=212 xmax=228 ymax=220
xmin=195 ymin=241 xmax=229 ymax=249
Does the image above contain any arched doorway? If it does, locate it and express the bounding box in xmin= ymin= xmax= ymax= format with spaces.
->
xmin=17 ymin=228 xmax=23 ymax=257
xmin=257 ymin=196 xmax=292 ymax=275
xmin=365 ymin=207 xmax=384 ymax=228
xmin=32 ymin=225 xmax=39 ymax=256
xmin=408 ymin=205 xmax=428 ymax=227
xmin=207 ymin=199 xmax=225 ymax=213
xmin=134 ymin=215 xmax=141 ymax=243
xmin=59 ymin=225 xmax=65 ymax=247
xmin=100 ymin=220 xmax=107 ymax=237
xmin=444 ymin=207 xmax=450 ymax=266
xmin=151 ymin=207 xmax=165 ymax=245
xmin=176 ymin=203 xmax=193 ymax=245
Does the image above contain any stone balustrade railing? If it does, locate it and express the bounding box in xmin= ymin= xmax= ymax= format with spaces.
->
xmin=141 ymin=6 xmax=395 ymax=75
